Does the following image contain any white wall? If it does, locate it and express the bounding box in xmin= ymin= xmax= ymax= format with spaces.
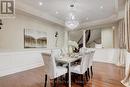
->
xmin=93 ymin=49 xmax=118 ymax=64
xmin=0 ymin=12 xmax=65 ymax=50
xmin=87 ymin=38 xmax=101 ymax=48
xmin=69 ymin=29 xmax=101 ymax=46
xmin=0 ymin=12 xmax=66 ymax=77
xmin=0 ymin=50 xmax=51 ymax=77
xmin=87 ymin=48 xmax=120 ymax=64
xmin=101 ymin=28 xmax=113 ymax=48
xmin=88 ymin=29 xmax=101 ymax=44
xmin=69 ymin=30 xmax=83 ymax=42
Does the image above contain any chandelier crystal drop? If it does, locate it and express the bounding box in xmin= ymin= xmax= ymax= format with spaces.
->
xmin=65 ymin=13 xmax=79 ymax=29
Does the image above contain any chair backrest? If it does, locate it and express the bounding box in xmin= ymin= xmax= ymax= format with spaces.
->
xmin=41 ymin=53 xmax=56 ymax=79
xmin=80 ymin=52 xmax=91 ymax=74
xmin=79 ymin=47 xmax=86 ymax=55
xmin=88 ymin=51 xmax=95 ymax=67
xmin=51 ymin=49 xmax=62 ymax=59
xmin=61 ymin=48 xmax=67 ymax=55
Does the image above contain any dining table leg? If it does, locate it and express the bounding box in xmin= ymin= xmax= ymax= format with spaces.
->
xmin=68 ymin=62 xmax=71 ymax=87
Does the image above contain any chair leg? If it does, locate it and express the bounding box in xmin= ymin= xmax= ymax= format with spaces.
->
xmin=59 ymin=76 xmax=63 ymax=87
xmin=87 ymin=68 xmax=90 ymax=80
xmin=81 ymin=75 xmax=84 ymax=87
xmin=85 ymin=71 xmax=88 ymax=82
xmin=54 ymin=78 xmax=57 ymax=87
xmin=73 ymin=73 xmax=77 ymax=83
xmin=59 ymin=75 xmax=68 ymax=87
xmin=90 ymin=66 xmax=93 ymax=78
xmin=65 ymin=73 xmax=68 ymax=87
xmin=44 ymin=74 xmax=47 ymax=87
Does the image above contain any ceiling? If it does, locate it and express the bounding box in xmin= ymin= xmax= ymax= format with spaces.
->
xmin=16 ymin=0 xmax=125 ymax=29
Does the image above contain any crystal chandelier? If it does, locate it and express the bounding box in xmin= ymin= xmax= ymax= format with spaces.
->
xmin=65 ymin=2 xmax=79 ymax=29
xmin=65 ymin=13 xmax=79 ymax=29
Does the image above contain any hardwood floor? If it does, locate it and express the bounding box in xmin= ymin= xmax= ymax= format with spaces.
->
xmin=0 ymin=62 xmax=125 ymax=87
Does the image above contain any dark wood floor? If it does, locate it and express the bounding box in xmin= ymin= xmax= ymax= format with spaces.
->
xmin=0 ymin=62 xmax=125 ymax=87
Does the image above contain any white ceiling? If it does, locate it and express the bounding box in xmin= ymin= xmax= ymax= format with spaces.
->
xmin=16 ymin=0 xmax=125 ymax=28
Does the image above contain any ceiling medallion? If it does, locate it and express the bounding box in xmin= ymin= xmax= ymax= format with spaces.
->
xmin=65 ymin=4 xmax=79 ymax=30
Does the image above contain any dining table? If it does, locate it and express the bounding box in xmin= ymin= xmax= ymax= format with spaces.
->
xmin=56 ymin=55 xmax=82 ymax=87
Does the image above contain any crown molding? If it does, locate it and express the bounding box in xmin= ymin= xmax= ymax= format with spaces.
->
xmin=77 ymin=9 xmax=124 ymax=30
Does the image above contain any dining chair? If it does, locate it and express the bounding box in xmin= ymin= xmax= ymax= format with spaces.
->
xmin=70 ymin=52 xmax=91 ymax=87
xmin=42 ymin=52 xmax=67 ymax=87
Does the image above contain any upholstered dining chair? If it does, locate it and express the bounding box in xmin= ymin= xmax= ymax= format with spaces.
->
xmin=42 ymin=52 xmax=67 ymax=87
xmin=70 ymin=52 xmax=91 ymax=87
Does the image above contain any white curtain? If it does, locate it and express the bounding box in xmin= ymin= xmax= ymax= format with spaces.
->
xmin=116 ymin=19 xmax=127 ymax=66
xmin=124 ymin=0 xmax=130 ymax=52
xmin=121 ymin=52 xmax=130 ymax=87
xmin=119 ymin=20 xmax=125 ymax=49
xmin=116 ymin=49 xmax=127 ymax=66
xmin=121 ymin=0 xmax=130 ymax=86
